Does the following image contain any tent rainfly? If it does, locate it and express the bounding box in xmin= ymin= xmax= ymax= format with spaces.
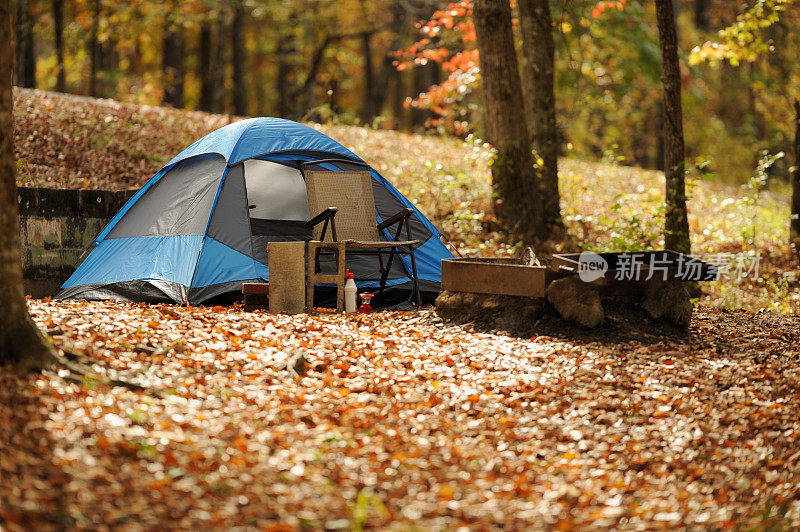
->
xmin=54 ymin=118 xmax=454 ymax=305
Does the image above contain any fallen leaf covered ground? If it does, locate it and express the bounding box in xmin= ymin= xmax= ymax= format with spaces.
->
xmin=2 ymin=300 xmax=798 ymax=530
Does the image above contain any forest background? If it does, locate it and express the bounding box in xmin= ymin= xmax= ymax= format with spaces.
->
xmin=13 ymin=0 xmax=800 ymax=185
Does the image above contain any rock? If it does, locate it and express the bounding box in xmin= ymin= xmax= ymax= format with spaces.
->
xmin=434 ymin=291 xmax=467 ymax=320
xmin=436 ymin=290 xmax=546 ymax=333
xmin=520 ymin=299 xmax=546 ymax=321
xmin=545 ymin=276 xmax=604 ymax=328
xmin=494 ymin=298 xmax=545 ymax=331
xmin=641 ymin=280 xmax=692 ymax=327
xmin=459 ymin=292 xmax=480 ymax=308
xmin=479 ymin=294 xmax=504 ymax=312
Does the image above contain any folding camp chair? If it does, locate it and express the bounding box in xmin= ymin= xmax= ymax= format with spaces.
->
xmin=302 ymin=160 xmax=422 ymax=307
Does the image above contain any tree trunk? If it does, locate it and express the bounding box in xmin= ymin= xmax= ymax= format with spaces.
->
xmin=290 ymin=35 xmax=333 ymax=112
xmin=655 ymin=100 xmax=665 ymax=171
xmin=53 ymin=0 xmax=66 ymax=92
xmin=473 ymin=0 xmax=541 ymax=237
xmin=747 ymin=62 xmax=766 ymax=140
xmin=275 ymin=45 xmax=289 ymax=118
xmin=694 ymin=0 xmax=710 ymax=30
xmin=211 ymin=12 xmax=228 ymax=114
xmin=89 ymin=0 xmax=101 ymax=96
xmin=230 ymin=0 xmax=247 ymax=116
xmin=360 ymin=31 xmax=376 ymax=124
xmin=162 ymin=2 xmax=185 ymax=108
xmin=410 ymin=62 xmax=438 ymax=129
xmin=198 ymin=21 xmax=214 ymax=111
xmin=410 ymin=63 xmax=425 ymax=128
xmin=15 ymin=0 xmax=36 ymax=88
xmin=389 ymin=67 xmax=405 ymax=130
xmin=14 ymin=0 xmax=23 ymax=85
xmin=131 ymin=24 xmax=143 ymax=74
xmin=791 ymin=100 xmax=800 ymax=258
xmin=0 ymin=1 xmax=57 ymax=369
xmin=98 ymin=38 xmax=118 ymax=95
xmin=655 ymin=0 xmax=690 ymax=253
xmin=328 ymin=77 xmax=339 ymax=115
xmin=371 ymin=3 xmax=409 ymax=127
xmin=275 ymin=33 xmax=295 ymax=118
xmin=518 ymin=0 xmax=562 ymax=231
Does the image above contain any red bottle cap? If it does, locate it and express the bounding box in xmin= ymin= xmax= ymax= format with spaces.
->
xmin=346 ymin=269 xmax=354 ymax=279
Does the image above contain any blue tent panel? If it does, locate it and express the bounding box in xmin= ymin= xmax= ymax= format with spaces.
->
xmin=191 ymin=237 xmax=264 ymax=288
xmin=166 ymin=118 xmax=362 ymax=168
xmin=402 ymin=238 xmax=449 ymax=283
xmin=61 ymin=235 xmax=203 ymax=289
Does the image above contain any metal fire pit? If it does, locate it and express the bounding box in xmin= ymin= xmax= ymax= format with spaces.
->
xmin=441 ymin=257 xmax=562 ymax=298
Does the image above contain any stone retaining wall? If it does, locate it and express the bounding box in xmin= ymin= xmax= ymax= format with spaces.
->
xmin=18 ymin=187 xmax=135 ymax=297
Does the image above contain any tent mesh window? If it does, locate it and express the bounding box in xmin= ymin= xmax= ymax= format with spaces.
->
xmin=242 ymin=160 xmax=311 ymax=263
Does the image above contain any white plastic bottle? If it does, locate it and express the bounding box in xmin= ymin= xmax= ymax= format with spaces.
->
xmin=344 ymin=269 xmax=357 ymax=313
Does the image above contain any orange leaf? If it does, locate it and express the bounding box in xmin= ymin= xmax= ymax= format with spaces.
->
xmin=554 ymin=518 xmax=574 ymax=531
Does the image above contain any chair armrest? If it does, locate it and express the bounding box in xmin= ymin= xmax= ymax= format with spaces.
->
xmin=305 ymin=207 xmax=338 ymax=228
xmin=377 ymin=208 xmax=414 ymax=230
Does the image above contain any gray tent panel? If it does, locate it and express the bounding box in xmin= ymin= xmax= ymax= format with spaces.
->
xmin=55 ymin=280 xmax=187 ymax=304
xmin=207 ymin=164 xmax=253 ymax=258
xmin=250 ymin=221 xmax=311 ymax=265
xmin=107 ymin=156 xmax=226 ymax=239
xmin=315 ymin=251 xmax=408 ymax=282
xmin=371 ymin=180 xmax=433 ymax=243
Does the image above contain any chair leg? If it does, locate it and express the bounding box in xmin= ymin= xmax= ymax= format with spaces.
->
xmin=305 ymin=243 xmax=316 ymax=314
xmin=379 ymin=247 xmax=396 ymax=294
xmin=335 ymin=244 xmax=346 ymax=312
xmin=377 ymin=253 xmax=386 ymax=290
xmin=409 ymin=247 xmax=421 ymax=307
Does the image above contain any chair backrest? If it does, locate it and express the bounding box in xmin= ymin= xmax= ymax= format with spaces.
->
xmin=304 ymin=170 xmax=381 ymax=242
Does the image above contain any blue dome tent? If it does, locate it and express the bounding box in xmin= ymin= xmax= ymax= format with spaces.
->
xmin=54 ymin=118 xmax=454 ymax=305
